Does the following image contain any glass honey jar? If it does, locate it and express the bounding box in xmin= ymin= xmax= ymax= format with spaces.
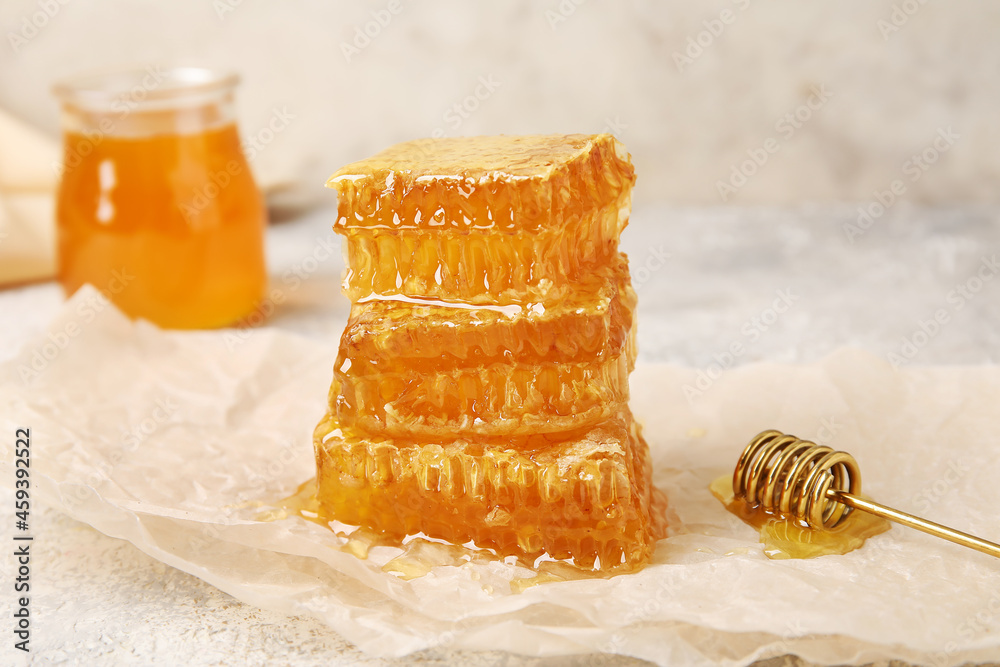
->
xmin=54 ymin=67 xmax=267 ymax=329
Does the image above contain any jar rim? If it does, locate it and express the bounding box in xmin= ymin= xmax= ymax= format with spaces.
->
xmin=53 ymin=66 xmax=240 ymax=110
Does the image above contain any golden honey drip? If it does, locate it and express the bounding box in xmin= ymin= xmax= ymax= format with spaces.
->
xmin=313 ymin=134 xmax=664 ymax=573
xmin=710 ymin=475 xmax=890 ymax=559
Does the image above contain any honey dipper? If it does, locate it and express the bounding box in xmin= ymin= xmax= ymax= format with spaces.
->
xmin=733 ymin=430 xmax=1000 ymax=558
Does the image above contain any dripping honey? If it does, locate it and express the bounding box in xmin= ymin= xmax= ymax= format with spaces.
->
xmin=710 ymin=475 xmax=890 ymax=559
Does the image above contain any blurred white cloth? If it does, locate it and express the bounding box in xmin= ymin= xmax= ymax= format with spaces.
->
xmin=0 ymin=107 xmax=58 ymax=286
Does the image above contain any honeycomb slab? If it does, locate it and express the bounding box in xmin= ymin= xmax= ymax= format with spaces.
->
xmin=330 ymin=134 xmax=635 ymax=304
xmin=315 ymin=411 xmax=657 ymax=570
xmin=314 ymin=134 xmax=663 ymax=572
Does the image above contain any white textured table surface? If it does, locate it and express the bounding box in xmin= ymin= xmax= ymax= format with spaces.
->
xmin=1 ymin=205 xmax=998 ymax=666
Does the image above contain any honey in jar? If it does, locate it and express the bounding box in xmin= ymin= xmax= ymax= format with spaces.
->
xmin=54 ymin=67 xmax=266 ymax=329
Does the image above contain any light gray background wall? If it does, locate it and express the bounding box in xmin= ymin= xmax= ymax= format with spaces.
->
xmin=1 ymin=0 xmax=996 ymax=207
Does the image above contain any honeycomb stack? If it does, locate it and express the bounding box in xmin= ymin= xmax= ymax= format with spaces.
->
xmin=314 ymin=134 xmax=663 ymax=571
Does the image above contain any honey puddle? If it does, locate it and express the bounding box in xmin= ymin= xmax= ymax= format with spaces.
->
xmin=257 ymin=479 xmax=611 ymax=591
xmin=709 ymin=475 xmax=890 ymax=559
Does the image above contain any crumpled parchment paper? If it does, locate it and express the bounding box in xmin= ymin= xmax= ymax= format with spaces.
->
xmin=2 ymin=285 xmax=999 ymax=666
